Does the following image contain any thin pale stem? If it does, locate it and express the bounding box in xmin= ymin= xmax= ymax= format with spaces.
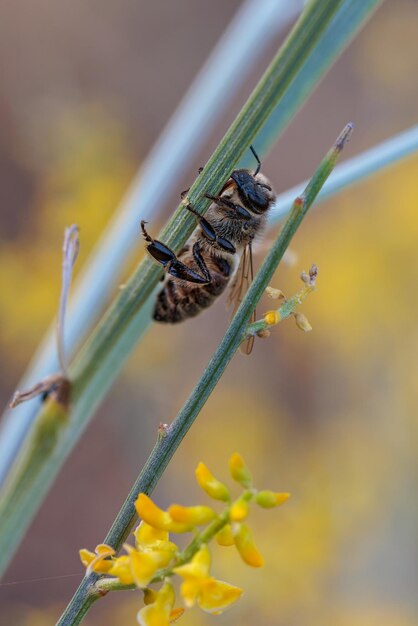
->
xmin=57 ymin=226 xmax=80 ymax=375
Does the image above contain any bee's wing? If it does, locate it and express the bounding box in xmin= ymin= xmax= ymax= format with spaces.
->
xmin=228 ymin=243 xmax=255 ymax=355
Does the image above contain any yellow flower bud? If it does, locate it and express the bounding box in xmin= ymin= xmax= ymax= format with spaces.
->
xmin=233 ymin=523 xmax=264 ymax=567
xmin=264 ymin=310 xmax=280 ymax=326
xmin=229 ymin=500 xmax=249 ymax=522
xmin=255 ymin=490 xmax=290 ymax=508
xmin=168 ymin=504 xmax=216 ymax=526
xmin=294 ymin=312 xmax=312 ymax=332
xmin=215 ymin=524 xmax=235 ymax=547
xmin=135 ymin=494 xmax=192 ymax=533
xmin=195 ymin=462 xmax=230 ymax=501
xmin=228 ymin=453 xmax=252 ymax=488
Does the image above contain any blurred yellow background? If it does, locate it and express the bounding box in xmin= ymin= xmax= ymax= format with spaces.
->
xmin=0 ymin=1 xmax=417 ymax=625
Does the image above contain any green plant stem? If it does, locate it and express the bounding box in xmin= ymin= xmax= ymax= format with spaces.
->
xmin=56 ymin=122 xmax=352 ymax=626
xmin=0 ymin=0 xmax=348 ymax=577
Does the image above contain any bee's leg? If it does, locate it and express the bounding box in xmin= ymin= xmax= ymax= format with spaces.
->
xmin=168 ymin=242 xmax=210 ymax=284
xmin=204 ymin=193 xmax=252 ymax=221
xmin=141 ymin=221 xmax=210 ymax=284
xmin=141 ymin=220 xmax=178 ymax=267
xmin=185 ymin=204 xmax=236 ymax=255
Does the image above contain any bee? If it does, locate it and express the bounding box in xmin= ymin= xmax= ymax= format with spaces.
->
xmin=140 ymin=146 xmax=276 ymax=353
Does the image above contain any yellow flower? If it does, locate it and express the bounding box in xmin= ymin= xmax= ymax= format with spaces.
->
xmin=135 ymin=494 xmax=193 ymax=533
xmin=134 ymin=521 xmax=170 ymax=546
xmin=229 ymin=499 xmax=249 ymax=522
xmin=168 ymin=504 xmax=216 ymax=526
xmin=134 ymin=522 xmax=178 ymax=555
xmin=173 ymin=544 xmax=211 ymax=579
xmin=137 ymin=581 xmax=175 ymax=626
xmin=107 ymin=555 xmax=134 ymax=585
xmin=228 ymin=453 xmax=252 ymax=488
xmin=79 ymin=543 xmax=115 ymax=574
xmin=264 ymin=310 xmax=281 ymax=325
xmin=127 ymin=545 xmax=174 ymax=588
xmin=215 ymin=524 xmax=235 ymax=547
xmin=143 ymin=587 xmax=185 ymax=622
xmin=194 ymin=578 xmax=243 ymax=615
xmin=107 ymin=522 xmax=178 ymax=588
xmin=174 ymin=545 xmax=242 ymax=614
xmin=195 ymin=462 xmax=230 ymax=501
xmin=255 ymin=490 xmax=291 ymax=508
xmin=233 ymin=523 xmax=264 ymax=567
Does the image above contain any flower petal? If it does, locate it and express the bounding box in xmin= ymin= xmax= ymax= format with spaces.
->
xmin=107 ymin=555 xmax=135 ymax=585
xmin=137 ymin=581 xmax=175 ymax=626
xmin=215 ymin=524 xmax=235 ymax=547
xmin=127 ymin=546 xmax=174 ymax=588
xmin=135 ymin=494 xmax=192 ymax=533
xmin=79 ymin=545 xmax=114 ymax=574
xmin=174 ymin=544 xmax=211 ymax=580
xmin=229 ymin=500 xmax=249 ymax=522
xmin=255 ymin=490 xmax=290 ymax=508
xmin=135 ymin=522 xmax=170 ymax=546
xmin=198 ymin=577 xmax=243 ymax=614
xmin=228 ymin=453 xmax=252 ymax=488
xmin=233 ymin=523 xmax=264 ymax=567
xmin=169 ymin=607 xmax=185 ymax=623
xmin=195 ymin=462 xmax=230 ymax=501
xmin=179 ymin=579 xmax=201 ymax=608
xmin=168 ymin=504 xmax=216 ymax=526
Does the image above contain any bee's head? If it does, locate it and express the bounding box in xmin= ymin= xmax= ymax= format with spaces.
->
xmin=230 ymin=169 xmax=275 ymax=214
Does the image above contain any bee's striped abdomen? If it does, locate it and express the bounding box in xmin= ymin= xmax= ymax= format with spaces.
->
xmin=153 ymin=253 xmax=232 ymax=323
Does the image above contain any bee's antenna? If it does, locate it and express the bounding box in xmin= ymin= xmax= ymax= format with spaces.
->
xmin=250 ymin=145 xmax=261 ymax=176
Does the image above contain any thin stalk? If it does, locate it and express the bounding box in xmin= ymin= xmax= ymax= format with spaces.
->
xmin=56 ymin=123 xmax=353 ymax=626
xmin=271 ymin=124 xmax=418 ymax=222
xmin=246 ymin=278 xmax=317 ymax=337
xmin=0 ymin=0 xmax=348 ymax=576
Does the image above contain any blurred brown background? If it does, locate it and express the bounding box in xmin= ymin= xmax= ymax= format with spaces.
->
xmin=0 ymin=1 xmax=417 ymax=625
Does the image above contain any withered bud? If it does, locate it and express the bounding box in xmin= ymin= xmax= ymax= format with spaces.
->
xmin=300 ymin=264 xmax=318 ymax=287
xmin=158 ymin=423 xmax=170 ymax=437
xmin=309 ymin=264 xmax=318 ymax=282
xmin=256 ymin=328 xmax=271 ymax=339
xmin=10 ymin=374 xmax=71 ymax=410
xmin=294 ymin=312 xmax=312 ymax=332
xmin=265 ymin=286 xmax=285 ymax=300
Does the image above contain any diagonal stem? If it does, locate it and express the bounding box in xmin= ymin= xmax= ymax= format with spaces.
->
xmin=56 ymin=122 xmax=353 ymax=626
